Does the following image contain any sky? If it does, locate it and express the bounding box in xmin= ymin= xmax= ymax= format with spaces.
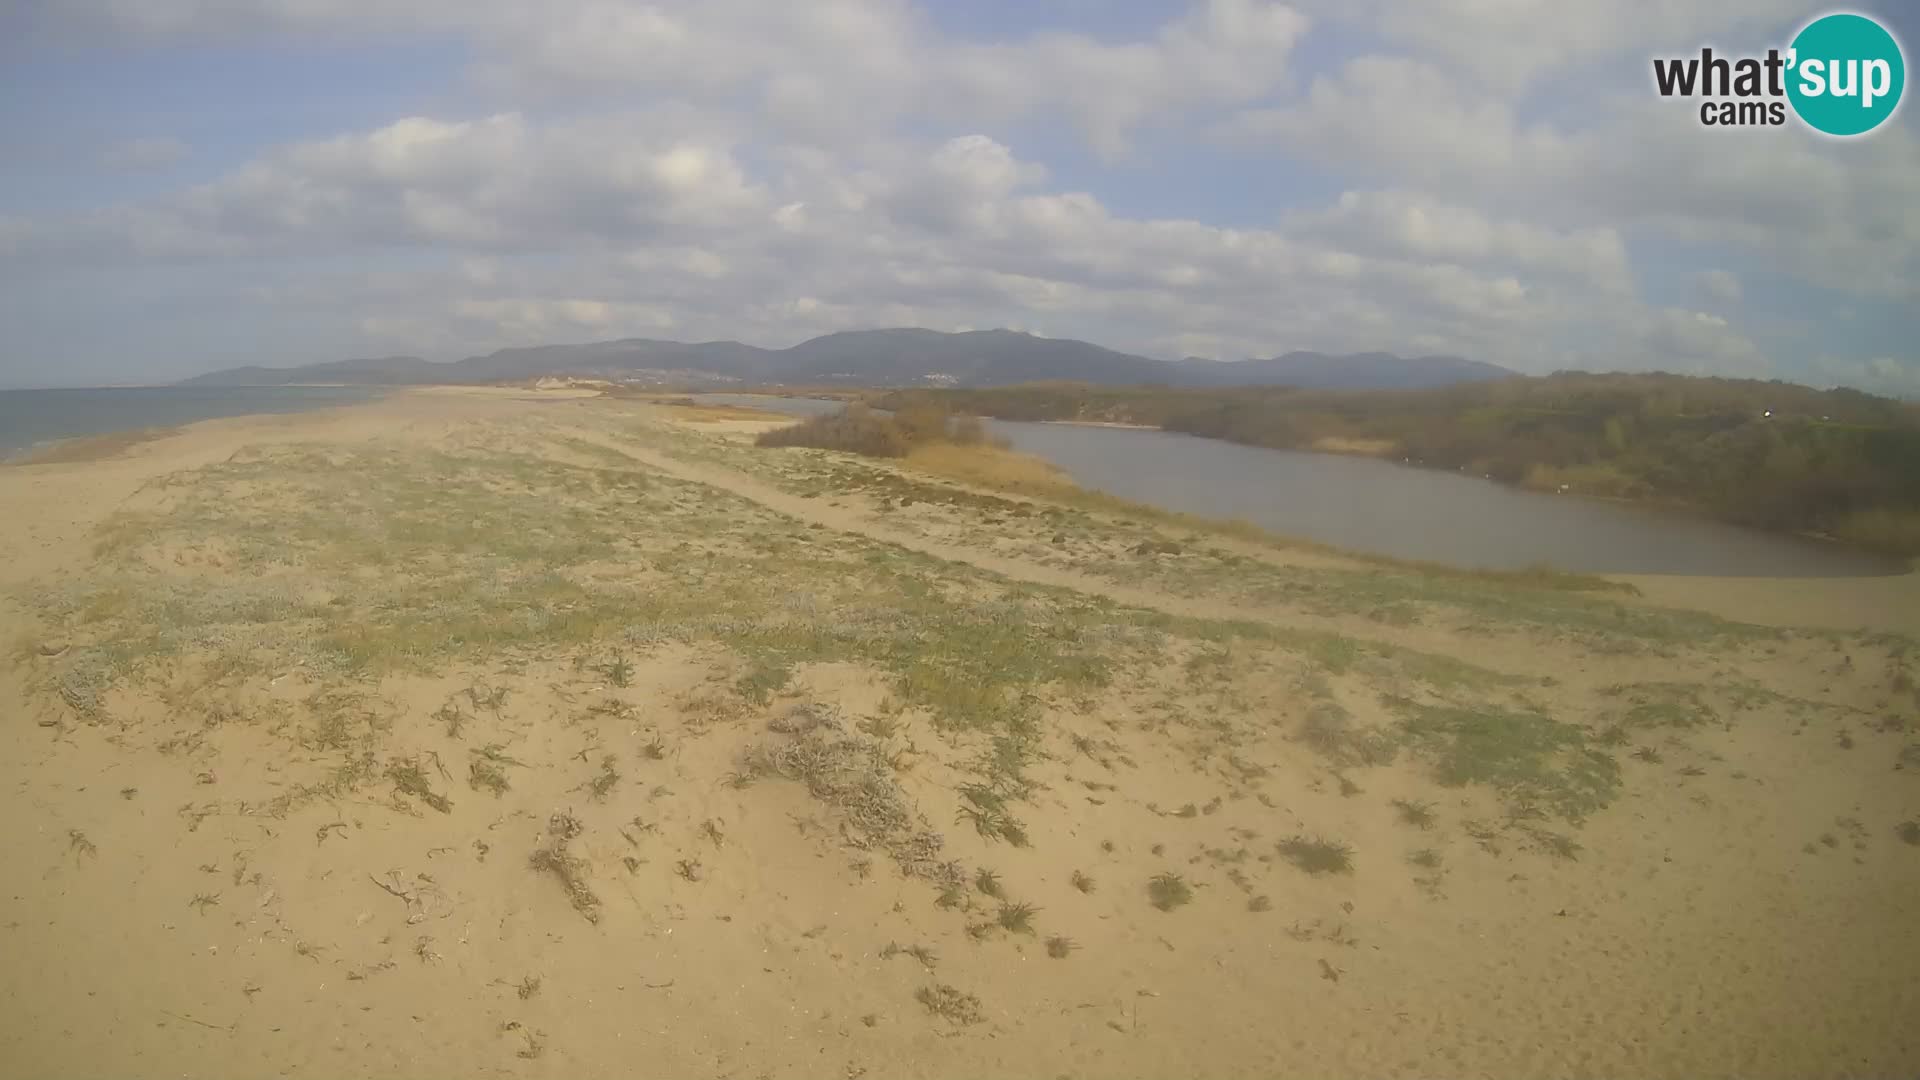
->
xmin=0 ymin=1 xmax=1916 ymax=395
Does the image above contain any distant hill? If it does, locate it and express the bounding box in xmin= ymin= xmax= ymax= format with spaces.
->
xmin=181 ymin=355 xmax=443 ymax=386
xmin=1178 ymin=351 xmax=1513 ymax=390
xmin=179 ymin=329 xmax=1516 ymax=391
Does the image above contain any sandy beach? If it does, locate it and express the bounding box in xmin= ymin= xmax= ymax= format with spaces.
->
xmin=2 ymin=387 xmax=1916 ymax=1079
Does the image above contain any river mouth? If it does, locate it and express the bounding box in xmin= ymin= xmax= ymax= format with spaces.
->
xmin=695 ymin=394 xmax=1907 ymax=579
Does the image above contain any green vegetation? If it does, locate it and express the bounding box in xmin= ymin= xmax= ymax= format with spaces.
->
xmin=1394 ymin=701 xmax=1621 ymax=822
xmin=1147 ymin=872 xmax=1193 ymax=910
xmin=995 ymin=901 xmax=1038 ymax=934
xmin=881 ymin=374 xmax=1920 ymax=555
xmin=973 ymin=868 xmax=1004 ymax=899
xmin=1391 ymin=798 xmax=1437 ymax=830
xmin=915 ymin=983 xmax=984 ymax=1025
xmin=756 ymin=402 xmax=997 ymax=458
xmin=1276 ymin=836 xmax=1355 ymax=875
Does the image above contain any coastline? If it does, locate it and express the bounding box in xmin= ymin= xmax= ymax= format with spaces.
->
xmin=0 ymin=383 xmax=391 ymax=461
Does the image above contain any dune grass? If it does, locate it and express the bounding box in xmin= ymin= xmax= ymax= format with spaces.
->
xmin=1394 ymin=700 xmax=1621 ymax=823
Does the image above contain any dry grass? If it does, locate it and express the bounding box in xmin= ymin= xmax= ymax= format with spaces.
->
xmin=645 ymin=399 xmax=784 ymax=423
xmin=903 ymin=442 xmax=1073 ymax=495
xmin=915 ymin=984 xmax=984 ymax=1025
xmin=1148 ymin=872 xmax=1193 ymax=911
xmin=530 ymin=813 xmax=599 ymax=923
xmin=741 ymin=725 xmax=961 ymax=886
xmin=1277 ymin=836 xmax=1354 ymax=875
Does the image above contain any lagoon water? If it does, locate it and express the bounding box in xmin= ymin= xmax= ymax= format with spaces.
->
xmin=702 ymin=394 xmax=1901 ymax=577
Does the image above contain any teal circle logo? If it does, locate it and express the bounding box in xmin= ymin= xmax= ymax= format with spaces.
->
xmin=1787 ymin=13 xmax=1905 ymax=136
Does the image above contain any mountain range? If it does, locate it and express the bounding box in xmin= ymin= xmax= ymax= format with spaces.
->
xmin=179 ymin=328 xmax=1516 ymax=391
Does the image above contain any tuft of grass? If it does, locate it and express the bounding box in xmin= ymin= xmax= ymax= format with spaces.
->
xmin=68 ymin=829 xmax=98 ymax=858
xmin=1897 ymin=820 xmax=1920 ymax=846
xmin=588 ymin=754 xmax=621 ymax=801
xmin=1519 ymin=825 xmax=1582 ymax=861
xmin=974 ymin=868 xmax=1004 ymax=899
xmin=914 ymin=983 xmax=984 ymax=1025
xmin=466 ymin=682 xmax=510 ymax=713
xmin=1631 ymin=746 xmax=1664 ymax=764
xmin=597 ymin=654 xmax=635 ymax=688
xmin=530 ymin=814 xmax=599 ymax=923
xmin=1045 ymin=935 xmax=1078 ymax=959
xmin=735 ymin=660 xmax=793 ymax=705
xmin=996 ymin=901 xmax=1038 ymax=935
xmin=386 ymin=758 xmax=452 ymax=814
xmin=1407 ymin=848 xmax=1443 ymax=869
xmin=935 ymin=883 xmax=967 ymax=910
xmin=957 ymin=801 xmax=1030 ymax=846
xmin=1247 ymin=895 xmax=1273 ymax=913
xmin=436 ymin=702 xmax=469 ymax=739
xmin=1277 ymin=835 xmax=1354 ymax=875
xmin=1147 ymin=872 xmax=1193 ymax=911
xmin=1391 ymin=798 xmax=1436 ymax=830
xmin=1070 ymin=870 xmax=1096 ymax=893
xmin=468 ymin=744 xmax=519 ymax=795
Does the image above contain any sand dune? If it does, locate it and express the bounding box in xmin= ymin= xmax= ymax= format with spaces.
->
xmin=2 ymin=389 xmax=1916 ymax=1079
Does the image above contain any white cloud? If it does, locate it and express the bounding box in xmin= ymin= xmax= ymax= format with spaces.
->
xmin=1287 ymin=0 xmax=1808 ymax=90
xmin=8 ymin=113 xmax=766 ymax=260
xmin=31 ymin=0 xmax=1309 ymax=157
xmin=1284 ymin=189 xmax=1630 ymax=291
xmin=1225 ymin=53 xmax=1920 ymax=300
xmin=3 ymin=0 xmax=1914 ymax=393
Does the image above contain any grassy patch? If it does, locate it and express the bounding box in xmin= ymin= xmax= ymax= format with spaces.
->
xmin=741 ymin=727 xmax=960 ymax=886
xmin=1297 ymin=697 xmax=1399 ymax=768
xmin=1276 ymin=836 xmax=1354 ymax=875
xmin=1395 ymin=701 xmax=1620 ymax=822
xmin=1147 ymin=872 xmax=1193 ymax=911
xmin=915 ymin=984 xmax=984 ymax=1025
xmin=1391 ymin=798 xmax=1437 ymax=829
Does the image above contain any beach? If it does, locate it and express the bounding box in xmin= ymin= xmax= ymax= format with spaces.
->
xmin=2 ymin=386 xmax=1916 ymax=1079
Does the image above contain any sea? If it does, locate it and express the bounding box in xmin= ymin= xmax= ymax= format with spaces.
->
xmin=0 ymin=385 xmax=383 ymax=460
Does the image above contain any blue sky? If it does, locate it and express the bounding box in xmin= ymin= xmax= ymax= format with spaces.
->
xmin=1 ymin=0 xmax=1915 ymax=395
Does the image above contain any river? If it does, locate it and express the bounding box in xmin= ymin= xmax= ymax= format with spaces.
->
xmin=693 ymin=394 xmax=1903 ymax=577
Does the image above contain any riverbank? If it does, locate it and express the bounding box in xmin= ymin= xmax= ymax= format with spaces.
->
xmin=3 ymin=388 xmax=1915 ymax=1079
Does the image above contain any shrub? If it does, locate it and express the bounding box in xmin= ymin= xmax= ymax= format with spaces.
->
xmin=755 ymin=403 xmax=997 ymax=459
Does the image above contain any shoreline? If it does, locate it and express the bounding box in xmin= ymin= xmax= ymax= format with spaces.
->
xmin=1009 ymin=416 xmax=1915 ymax=567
